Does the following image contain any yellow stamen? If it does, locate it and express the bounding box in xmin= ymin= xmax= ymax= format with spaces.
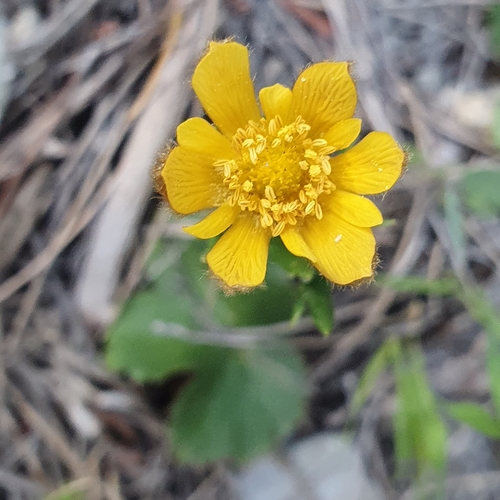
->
xmin=309 ymin=164 xmax=321 ymax=176
xmin=265 ymin=185 xmax=276 ymax=201
xmin=216 ymin=114 xmax=336 ymax=235
xmin=305 ymin=201 xmax=315 ymax=215
xmin=272 ymin=221 xmax=286 ymax=237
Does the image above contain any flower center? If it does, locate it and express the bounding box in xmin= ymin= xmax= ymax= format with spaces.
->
xmin=215 ymin=115 xmax=336 ymax=237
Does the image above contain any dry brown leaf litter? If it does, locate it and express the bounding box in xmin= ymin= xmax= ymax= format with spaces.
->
xmin=0 ymin=0 xmax=500 ymax=498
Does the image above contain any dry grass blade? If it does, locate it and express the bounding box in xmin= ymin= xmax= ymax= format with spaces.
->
xmin=10 ymin=0 xmax=103 ymax=64
xmin=8 ymin=386 xmax=86 ymax=478
xmin=0 ymin=166 xmax=51 ymax=268
xmin=0 ymin=469 xmax=44 ymax=498
xmin=0 ymin=77 xmax=78 ymax=181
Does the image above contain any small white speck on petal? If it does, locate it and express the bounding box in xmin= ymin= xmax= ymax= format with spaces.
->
xmin=334 ymin=234 xmax=342 ymax=243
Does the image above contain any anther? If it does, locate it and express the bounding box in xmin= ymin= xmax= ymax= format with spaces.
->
xmin=268 ymin=119 xmax=277 ymax=136
xmin=309 ymin=164 xmax=321 ymax=176
xmin=249 ymin=148 xmax=258 ymax=164
xmin=272 ymin=221 xmax=286 ymax=237
xmin=321 ymin=158 xmax=332 ymax=175
xmin=319 ymin=146 xmax=336 ymax=156
xmin=261 ymin=212 xmax=273 ymax=227
xmin=305 ymin=201 xmax=315 ymax=214
xmin=256 ymin=137 xmax=267 ymax=153
xmin=315 ymin=203 xmax=323 ymax=219
xmin=265 ymin=186 xmax=276 ymax=201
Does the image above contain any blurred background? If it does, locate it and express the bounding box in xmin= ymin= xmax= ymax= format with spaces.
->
xmin=2 ymin=0 xmax=500 ymax=499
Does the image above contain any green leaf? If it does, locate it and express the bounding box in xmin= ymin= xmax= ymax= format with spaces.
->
xmin=460 ymin=286 xmax=500 ymax=338
xmin=303 ymin=276 xmax=333 ymax=335
xmin=212 ymin=263 xmax=300 ymax=327
xmin=351 ymin=340 xmax=392 ymax=414
xmin=145 ymin=236 xmax=194 ymax=281
xmin=268 ymin=237 xmax=315 ymax=282
xmin=486 ymin=332 xmax=500 ymax=417
xmin=290 ymin=295 xmax=307 ymax=325
xmin=179 ymin=238 xmax=213 ymax=300
xmin=443 ymin=182 xmax=466 ymax=271
xmin=408 ymin=347 xmax=447 ymax=470
xmin=405 ymin=144 xmax=424 ymax=167
xmin=44 ymin=481 xmax=87 ymax=500
xmin=394 ymin=343 xmax=447 ymax=476
xmin=105 ymin=295 xmax=202 ymax=382
xmin=379 ymin=218 xmax=396 ymax=228
xmin=379 ymin=275 xmax=459 ymax=296
xmin=178 ymin=239 xmax=303 ymax=328
xmin=393 ymin=341 xmax=413 ymax=469
xmin=447 ymin=402 xmax=500 ymax=438
xmin=106 ymin=261 xmax=203 ymax=381
xmin=45 ymin=492 xmax=84 ymax=500
xmin=106 ymin=237 xmax=308 ymax=464
xmin=459 ymin=286 xmax=500 ymax=415
xmin=461 ymin=169 xmax=500 ymax=217
xmin=170 ymin=346 xmax=306 ymax=463
xmin=489 ymin=5 xmax=500 ymax=59
xmin=106 ymin=237 xmax=308 ymax=381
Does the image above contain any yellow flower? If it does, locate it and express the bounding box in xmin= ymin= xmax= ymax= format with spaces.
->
xmin=158 ymin=41 xmax=405 ymax=289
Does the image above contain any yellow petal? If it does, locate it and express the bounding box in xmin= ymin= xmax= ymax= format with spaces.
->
xmin=288 ymin=62 xmax=357 ymax=137
xmin=329 ymin=131 xmax=404 ymax=195
xmin=162 ymin=147 xmax=217 ymax=214
xmin=280 ymin=226 xmax=317 ymax=262
xmin=206 ymin=215 xmax=271 ymax=287
xmin=177 ymin=117 xmax=235 ymax=158
xmin=183 ymin=204 xmax=239 ymax=239
xmin=301 ymin=211 xmax=375 ymax=285
xmin=322 ymin=118 xmax=361 ymax=151
xmin=192 ymin=41 xmax=261 ymax=138
xmin=258 ymin=84 xmax=292 ymax=120
xmin=325 ymin=190 xmax=383 ymax=227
